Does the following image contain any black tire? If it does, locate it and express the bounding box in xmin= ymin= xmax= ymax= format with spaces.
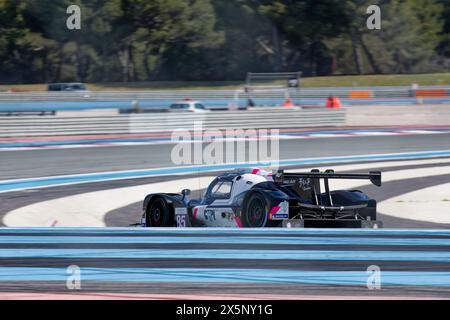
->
xmin=146 ymin=197 xmax=173 ymax=227
xmin=242 ymin=193 xmax=270 ymax=228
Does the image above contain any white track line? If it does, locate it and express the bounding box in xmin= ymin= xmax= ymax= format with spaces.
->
xmin=3 ymin=177 xmax=214 ymax=227
xmin=378 ymin=183 xmax=450 ymax=224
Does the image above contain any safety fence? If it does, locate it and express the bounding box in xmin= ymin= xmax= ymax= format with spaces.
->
xmin=0 ymin=108 xmax=346 ymax=137
xmin=1 ymin=86 xmax=450 ymax=113
xmin=1 ymin=85 xmax=450 ymax=101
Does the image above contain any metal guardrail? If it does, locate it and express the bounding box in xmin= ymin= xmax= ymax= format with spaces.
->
xmin=0 ymin=108 xmax=346 ymax=137
xmin=1 ymin=86 xmax=449 ymax=113
xmin=1 ymin=86 xmax=449 ymax=101
xmin=0 ymin=89 xmax=399 ymax=101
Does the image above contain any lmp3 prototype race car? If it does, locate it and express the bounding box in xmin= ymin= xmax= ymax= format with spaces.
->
xmin=138 ymin=168 xmax=383 ymax=229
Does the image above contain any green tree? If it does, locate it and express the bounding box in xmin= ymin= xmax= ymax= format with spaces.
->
xmin=327 ymin=0 xmax=445 ymax=74
xmin=120 ymin=0 xmax=224 ymax=81
xmin=437 ymin=0 xmax=450 ymax=57
xmin=251 ymin=0 xmax=354 ymax=75
xmin=0 ymin=0 xmax=29 ymax=83
xmin=362 ymin=0 xmax=444 ymax=73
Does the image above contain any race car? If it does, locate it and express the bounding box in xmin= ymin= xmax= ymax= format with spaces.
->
xmin=137 ymin=168 xmax=383 ymax=229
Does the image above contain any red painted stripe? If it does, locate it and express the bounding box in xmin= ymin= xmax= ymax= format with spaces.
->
xmin=1 ymin=125 xmax=449 ymax=144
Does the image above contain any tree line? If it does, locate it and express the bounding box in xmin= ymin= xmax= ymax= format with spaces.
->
xmin=1 ymin=0 xmax=449 ymax=84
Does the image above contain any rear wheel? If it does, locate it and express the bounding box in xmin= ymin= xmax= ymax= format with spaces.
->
xmin=242 ymin=193 xmax=269 ymax=228
xmin=146 ymin=197 xmax=173 ymax=227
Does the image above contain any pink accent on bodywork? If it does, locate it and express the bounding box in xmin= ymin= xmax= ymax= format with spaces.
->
xmin=235 ymin=216 xmax=243 ymax=228
xmin=251 ymin=168 xmax=260 ymax=175
xmin=193 ymin=208 xmax=198 ymax=219
xmin=269 ymin=206 xmax=280 ymax=220
xmin=270 ymin=206 xmax=280 ymax=214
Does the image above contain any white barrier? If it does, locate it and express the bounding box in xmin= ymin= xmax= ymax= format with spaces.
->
xmin=1 ymin=86 xmax=449 ymax=102
xmin=0 ymin=108 xmax=346 ymax=137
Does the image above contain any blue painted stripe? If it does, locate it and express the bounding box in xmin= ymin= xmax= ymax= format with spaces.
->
xmin=0 ymin=137 xmax=173 ymax=149
xmin=0 ymin=248 xmax=449 ymax=261
xmin=1 ymin=235 xmax=450 ymax=246
xmin=1 ymin=227 xmax=450 ymax=237
xmin=1 ymin=150 xmax=450 ymax=192
xmin=0 ymin=267 xmax=448 ymax=286
xmin=2 ymin=97 xmax=450 ymax=112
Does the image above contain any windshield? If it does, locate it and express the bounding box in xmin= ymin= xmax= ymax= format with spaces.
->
xmin=170 ymin=104 xmax=190 ymax=109
xmin=210 ymin=181 xmax=233 ymax=198
xmin=69 ymin=84 xmax=86 ymax=90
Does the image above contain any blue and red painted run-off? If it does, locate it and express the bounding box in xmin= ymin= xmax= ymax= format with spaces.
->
xmin=1 ymin=126 xmax=450 ymax=150
xmin=0 ymin=228 xmax=449 ymax=293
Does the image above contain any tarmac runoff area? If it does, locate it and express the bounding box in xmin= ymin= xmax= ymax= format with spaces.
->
xmin=2 ymin=157 xmax=450 ymax=227
xmin=379 ymin=182 xmax=450 ymax=224
xmin=0 ymin=154 xmax=450 ymax=298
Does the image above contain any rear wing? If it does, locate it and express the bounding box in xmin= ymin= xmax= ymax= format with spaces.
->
xmin=274 ymin=169 xmax=382 ymax=209
xmin=274 ymin=170 xmax=382 ymax=187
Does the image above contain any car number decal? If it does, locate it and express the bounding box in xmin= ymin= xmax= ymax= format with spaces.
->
xmin=175 ymin=207 xmax=188 ymax=228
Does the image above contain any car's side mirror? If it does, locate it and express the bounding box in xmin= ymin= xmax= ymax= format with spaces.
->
xmin=181 ymin=189 xmax=191 ymax=196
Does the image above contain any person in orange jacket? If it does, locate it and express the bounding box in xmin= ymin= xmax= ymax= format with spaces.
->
xmin=326 ymin=96 xmax=341 ymax=108
xmin=283 ymin=98 xmax=294 ymax=107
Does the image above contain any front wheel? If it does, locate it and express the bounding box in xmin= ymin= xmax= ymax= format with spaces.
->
xmin=242 ymin=193 xmax=270 ymax=228
xmin=146 ymin=197 xmax=173 ymax=227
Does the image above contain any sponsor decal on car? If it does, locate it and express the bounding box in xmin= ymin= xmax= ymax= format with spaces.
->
xmin=204 ymin=209 xmax=216 ymax=221
xmin=269 ymin=201 xmax=289 ymax=220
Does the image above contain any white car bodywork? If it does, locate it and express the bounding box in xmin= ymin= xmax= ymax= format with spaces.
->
xmin=168 ymin=100 xmax=209 ymax=113
xmin=190 ymin=168 xmax=288 ymax=227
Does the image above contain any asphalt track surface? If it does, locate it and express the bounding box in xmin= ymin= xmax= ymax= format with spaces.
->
xmin=0 ymin=134 xmax=449 ymax=298
xmin=2 ymin=159 xmax=450 ymax=229
xmin=0 ymin=134 xmax=449 ymax=229
xmin=1 ymin=134 xmax=449 ymax=180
